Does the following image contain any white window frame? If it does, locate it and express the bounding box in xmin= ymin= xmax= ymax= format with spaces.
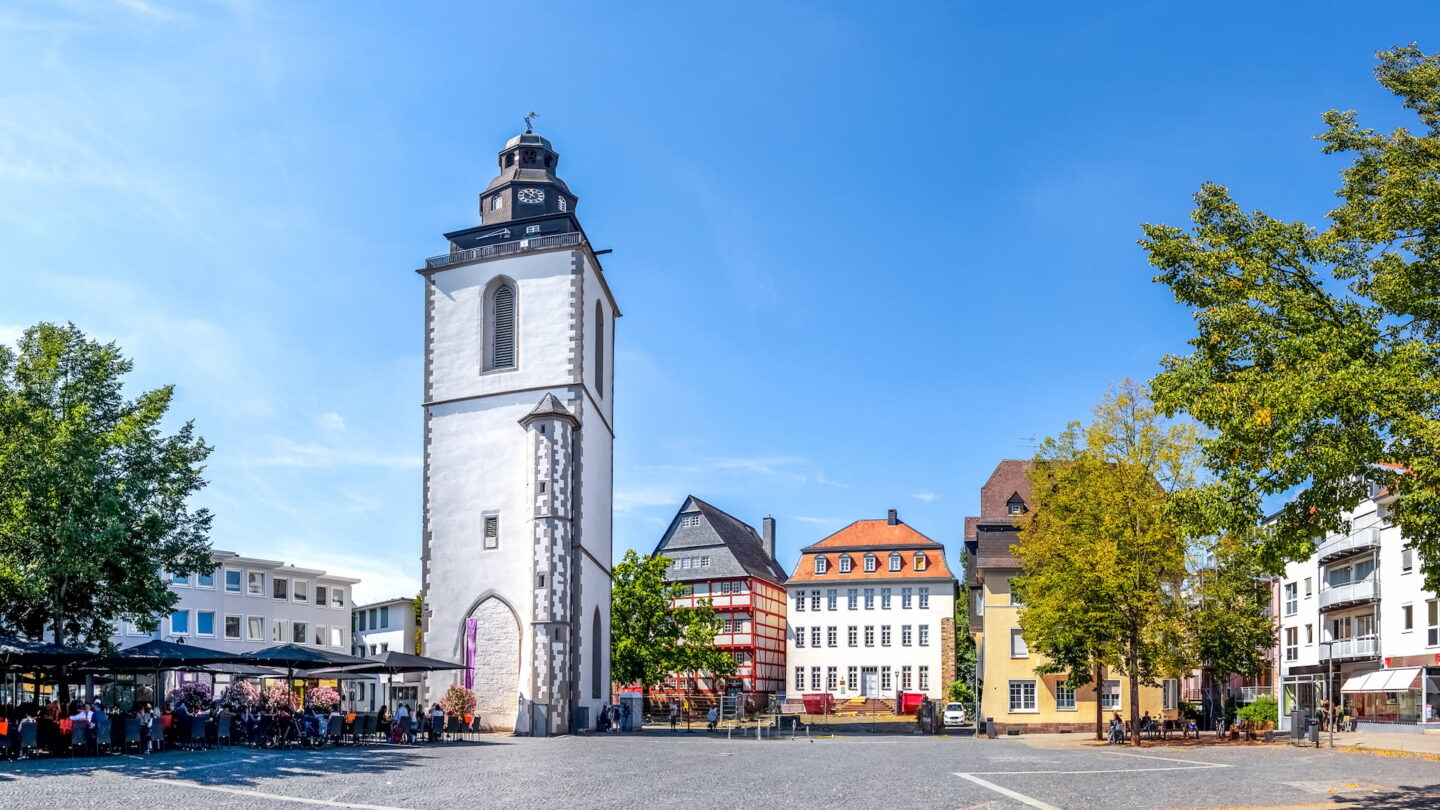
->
xmin=881 ymin=588 xmax=892 ymax=610
xmin=810 ymin=592 xmax=821 ymax=611
xmin=864 ymin=588 xmax=875 ymax=610
xmin=810 ymin=627 xmax=821 ymax=647
xmin=1428 ymin=600 xmax=1439 ymax=647
xmin=223 ymin=569 xmax=242 ymax=594
xmin=1403 ymin=603 xmax=1414 ymax=632
xmin=170 ymin=572 xmax=190 ymax=587
xmin=864 ymin=625 xmax=874 ymax=647
xmin=901 ymin=587 xmax=912 ymax=609
xmin=170 ymin=610 xmax=190 ymax=636
xmin=814 ymin=556 xmax=828 ymax=574
xmin=1403 ymin=547 xmax=1414 ymax=573
xmin=1010 ymin=628 xmax=1028 ymax=658
xmin=1008 ymin=680 xmax=1037 ymax=713
xmin=223 ymin=614 xmax=242 ymax=640
xmin=525 ymin=224 xmax=542 ymax=235
xmin=195 ymin=610 xmax=215 ymax=637
xmin=918 ymin=624 xmax=929 ymax=646
xmin=811 ymin=667 xmax=821 ymax=691
xmin=880 ymin=625 xmax=891 ymax=647
xmin=1008 ymin=578 xmax=1023 ymax=606
xmin=839 ymin=555 xmax=852 ymax=573
xmin=247 ymin=570 xmax=264 ymax=597
xmin=293 ymin=580 xmax=309 ymax=604
xmin=1102 ymin=679 xmax=1121 ymax=710
xmin=273 ymin=576 xmax=290 ymax=601
xmin=918 ymin=587 xmax=930 ymax=609
xmin=914 ymin=552 xmax=927 ymax=571
xmin=847 ymin=626 xmax=857 ymax=647
xmin=918 ymin=665 xmax=929 ymax=692
xmin=901 ymin=624 xmax=912 ymax=646
xmin=901 ymin=666 xmax=913 ymax=691
xmin=888 ymin=552 xmax=901 ymax=572
xmin=1056 ymin=684 xmax=1077 ymax=711
xmin=332 ymin=588 xmax=345 ymax=609
xmin=292 ymin=621 xmax=308 ymax=645
xmin=1285 ymin=626 xmax=1299 ymax=660
xmin=826 ymin=589 xmax=837 ymax=610
xmin=484 ymin=514 xmax=500 ymax=550
xmin=1284 ymin=582 xmax=1298 ymax=616
xmin=247 ymin=616 xmax=264 ymax=641
xmin=863 ymin=554 xmax=877 ymax=573
xmin=827 ymin=626 xmax=837 ymax=647
xmin=847 ymin=589 xmax=858 ymax=610
xmin=826 ymin=666 xmax=837 ymax=692
xmin=195 ymin=571 xmax=215 ymax=590
xmin=794 ymin=626 xmax=804 ymax=647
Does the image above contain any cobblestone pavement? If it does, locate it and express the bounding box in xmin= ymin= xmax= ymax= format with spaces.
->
xmin=1 ymin=732 xmax=1438 ymax=809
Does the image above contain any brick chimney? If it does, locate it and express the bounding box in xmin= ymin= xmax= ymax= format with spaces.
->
xmin=887 ymin=508 xmax=898 ymax=526
xmin=762 ymin=516 xmax=776 ymax=560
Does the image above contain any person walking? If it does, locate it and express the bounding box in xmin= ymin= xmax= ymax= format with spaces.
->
xmin=706 ymin=706 xmax=718 ymax=733
xmin=668 ymin=702 xmax=679 ymax=732
xmin=620 ymin=701 xmax=631 ymax=733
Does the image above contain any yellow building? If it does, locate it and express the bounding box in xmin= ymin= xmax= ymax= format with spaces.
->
xmin=965 ymin=460 xmax=1170 ymax=734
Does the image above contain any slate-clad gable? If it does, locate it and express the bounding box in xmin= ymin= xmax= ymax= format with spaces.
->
xmin=651 ymin=496 xmax=786 ymax=584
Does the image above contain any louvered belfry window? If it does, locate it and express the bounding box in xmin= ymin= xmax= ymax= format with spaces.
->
xmin=491 ymin=283 xmax=516 ymax=369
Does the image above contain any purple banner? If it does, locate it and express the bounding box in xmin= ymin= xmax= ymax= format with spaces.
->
xmin=464 ymin=617 xmax=477 ymax=690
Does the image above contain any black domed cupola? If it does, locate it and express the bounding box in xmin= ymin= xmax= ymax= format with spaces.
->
xmin=476 ymin=124 xmax=577 ymax=228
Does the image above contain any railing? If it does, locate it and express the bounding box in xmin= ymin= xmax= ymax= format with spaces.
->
xmin=424 ymin=231 xmax=584 ymax=270
xmin=1320 ymin=579 xmax=1378 ymax=610
xmin=1322 ymin=634 xmax=1378 ymax=660
xmin=1316 ymin=527 xmax=1380 ymax=562
xmin=1239 ymin=686 xmax=1270 ymax=704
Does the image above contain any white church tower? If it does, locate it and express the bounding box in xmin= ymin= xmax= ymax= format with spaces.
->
xmin=417 ymin=125 xmax=616 ymax=735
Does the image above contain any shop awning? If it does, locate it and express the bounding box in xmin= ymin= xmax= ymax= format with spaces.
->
xmin=1341 ymin=668 xmax=1422 ymax=693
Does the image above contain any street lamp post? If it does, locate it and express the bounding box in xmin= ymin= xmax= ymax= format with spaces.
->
xmin=1318 ymin=641 xmax=1334 ymax=749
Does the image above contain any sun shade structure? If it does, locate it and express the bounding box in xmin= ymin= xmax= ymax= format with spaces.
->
xmin=0 ymin=635 xmax=95 ymax=668
xmin=331 ymin=651 xmax=466 ymax=675
xmin=85 ymin=639 xmax=250 ymax=671
xmin=241 ymin=644 xmax=371 ymax=671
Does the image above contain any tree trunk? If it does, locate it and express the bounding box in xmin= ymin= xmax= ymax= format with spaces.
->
xmin=1094 ymin=661 xmax=1104 ymax=741
xmin=52 ymin=598 xmax=70 ymax=705
xmin=1129 ymin=666 xmax=1141 ymax=747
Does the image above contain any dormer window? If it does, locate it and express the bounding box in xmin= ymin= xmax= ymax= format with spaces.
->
xmin=1007 ymin=493 xmax=1027 ymax=515
xmin=558 ymin=196 xmax=568 ymax=213
xmin=888 ymin=552 xmax=902 ymax=572
xmin=490 ymin=194 xmax=503 ymax=211
xmin=681 ymin=513 xmax=701 ymax=528
xmin=814 ymin=556 xmax=828 ymax=574
xmin=914 ymin=552 xmax=928 ymax=572
xmin=863 ymin=554 xmax=877 ymax=573
xmin=839 ymin=555 xmax=852 ymax=573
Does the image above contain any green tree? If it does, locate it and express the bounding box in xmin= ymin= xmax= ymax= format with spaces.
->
xmin=1015 ymin=380 xmax=1197 ymax=745
xmin=609 ymin=550 xmax=735 ymax=708
xmin=413 ymin=591 xmax=423 ymax=655
xmin=1142 ymin=45 xmax=1440 ymax=589
xmin=0 ymin=323 xmax=214 ymax=654
xmin=949 ymin=581 xmax=978 ymax=705
xmin=1184 ymin=535 xmax=1276 ymax=727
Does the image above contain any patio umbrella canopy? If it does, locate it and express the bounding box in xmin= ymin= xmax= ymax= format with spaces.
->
xmin=85 ymin=639 xmax=250 ymax=671
xmin=242 ymin=644 xmax=370 ymax=671
xmin=0 ymin=635 xmax=96 ymax=668
xmin=333 ymin=651 xmax=466 ymax=675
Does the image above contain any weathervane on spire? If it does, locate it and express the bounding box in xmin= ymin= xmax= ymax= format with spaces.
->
xmin=524 ymin=111 xmax=539 ymax=133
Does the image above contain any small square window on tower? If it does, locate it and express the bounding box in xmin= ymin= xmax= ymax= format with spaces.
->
xmin=483 ymin=515 xmax=499 ymax=550
xmin=526 ymin=225 xmax=542 ymax=235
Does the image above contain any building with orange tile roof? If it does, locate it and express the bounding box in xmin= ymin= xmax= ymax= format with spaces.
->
xmin=784 ymin=509 xmax=957 ymax=704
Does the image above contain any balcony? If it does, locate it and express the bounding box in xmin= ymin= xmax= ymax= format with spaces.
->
xmin=1316 ymin=527 xmax=1381 ymax=564
xmin=1320 ymin=579 xmax=1378 ymax=611
xmin=1239 ymin=686 xmax=1270 ymax=704
xmin=424 ymin=231 xmax=585 ymax=270
xmin=1321 ymin=635 xmax=1378 ymax=661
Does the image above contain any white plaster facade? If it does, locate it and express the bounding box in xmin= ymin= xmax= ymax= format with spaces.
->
xmin=351 ymin=597 xmax=420 ymax=711
xmin=419 ymin=220 xmax=616 ymax=734
xmin=784 ymin=580 xmax=955 ymax=701
xmin=1276 ymin=487 xmax=1440 ymax=731
xmin=110 ymin=550 xmax=359 ymax=656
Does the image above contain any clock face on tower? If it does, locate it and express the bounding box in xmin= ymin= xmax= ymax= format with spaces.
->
xmin=517 ymin=188 xmax=545 ymax=205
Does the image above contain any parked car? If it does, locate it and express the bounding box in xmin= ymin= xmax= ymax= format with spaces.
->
xmin=943 ymin=702 xmax=966 ymax=726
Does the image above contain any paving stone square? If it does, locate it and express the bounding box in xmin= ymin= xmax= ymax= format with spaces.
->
xmin=3 ymin=732 xmax=1440 ymax=809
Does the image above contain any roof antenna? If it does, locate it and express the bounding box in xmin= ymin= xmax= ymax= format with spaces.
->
xmin=1019 ymin=434 xmax=1037 ymax=453
xmin=524 ymin=111 xmax=539 ymax=133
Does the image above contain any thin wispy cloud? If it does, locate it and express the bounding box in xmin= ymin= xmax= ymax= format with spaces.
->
xmin=248 ymin=437 xmax=420 ymax=470
xmin=315 ymin=412 xmax=346 ymax=431
xmin=910 ymin=491 xmax=939 ymax=503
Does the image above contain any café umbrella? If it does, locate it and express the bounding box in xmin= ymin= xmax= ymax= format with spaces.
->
xmin=242 ymin=644 xmax=372 ymax=704
xmin=85 ymin=639 xmax=251 ymax=706
xmin=318 ymin=651 xmax=466 ymax=710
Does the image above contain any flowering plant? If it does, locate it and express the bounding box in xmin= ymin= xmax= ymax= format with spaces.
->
xmin=438 ymin=685 xmax=477 ymax=717
xmin=219 ymin=680 xmax=261 ymax=709
xmin=263 ymin=681 xmax=301 ymax=711
xmin=167 ymin=681 xmax=214 ymax=712
xmin=307 ymin=685 xmax=342 ymax=711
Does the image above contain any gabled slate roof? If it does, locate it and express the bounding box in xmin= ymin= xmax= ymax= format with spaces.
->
xmin=651 ymin=496 xmax=787 ymax=584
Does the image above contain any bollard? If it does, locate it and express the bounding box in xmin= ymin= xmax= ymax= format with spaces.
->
xmin=986 ymin=718 xmax=997 ymax=740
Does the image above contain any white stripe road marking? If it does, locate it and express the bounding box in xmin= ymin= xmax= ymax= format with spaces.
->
xmin=954 ymin=773 xmax=1063 ymax=810
xmin=1102 ymin=750 xmax=1222 ymax=766
xmin=964 ymin=765 xmax=1227 ymax=775
xmin=130 ymin=777 xmax=413 ymax=810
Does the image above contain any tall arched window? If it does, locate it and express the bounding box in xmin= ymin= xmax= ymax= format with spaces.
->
xmin=594 ymin=301 xmax=605 ymax=398
xmin=486 ymin=280 xmax=517 ymax=371
xmin=591 ymin=608 xmax=603 ymax=699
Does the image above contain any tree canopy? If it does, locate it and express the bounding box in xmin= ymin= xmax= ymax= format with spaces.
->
xmin=0 ymin=323 xmax=214 ymax=649
xmin=1143 ymin=44 xmax=1440 ymax=588
xmin=609 ymin=549 xmax=736 ymax=698
xmin=1015 ymin=380 xmax=1196 ymax=743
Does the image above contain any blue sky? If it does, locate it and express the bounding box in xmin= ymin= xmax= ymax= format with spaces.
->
xmin=1 ymin=1 xmax=1431 ymax=602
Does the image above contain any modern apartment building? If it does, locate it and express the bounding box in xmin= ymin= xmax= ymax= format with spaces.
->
xmin=111 ymin=549 xmax=360 ymax=655
xmin=1277 ymin=479 xmax=1440 ymax=732
xmin=966 ymin=460 xmax=1165 ymax=733
xmin=352 ymin=597 xmax=420 ymax=710
xmin=645 ymin=497 xmax=789 ymax=713
xmin=785 ymin=510 xmax=956 ymax=703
